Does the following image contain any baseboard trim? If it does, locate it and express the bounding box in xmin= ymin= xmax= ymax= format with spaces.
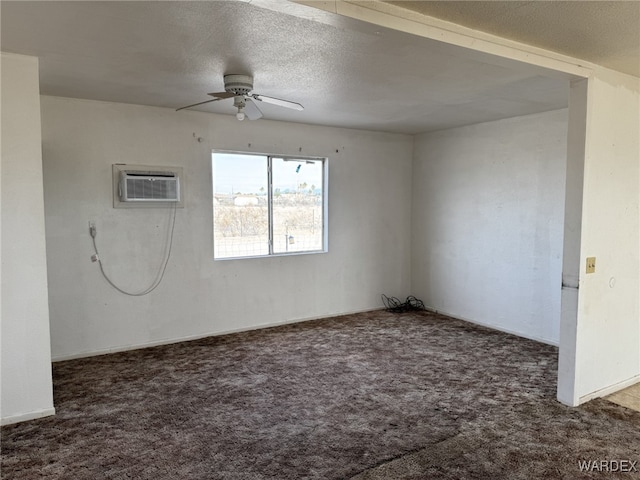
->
xmin=1 ymin=407 xmax=56 ymax=426
xmin=423 ymin=306 xmax=559 ymax=347
xmin=578 ymin=374 xmax=640 ymax=404
xmin=51 ymin=308 xmax=384 ymax=362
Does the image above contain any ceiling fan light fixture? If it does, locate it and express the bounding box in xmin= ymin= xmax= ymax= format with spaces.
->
xmin=233 ymin=95 xmax=246 ymax=121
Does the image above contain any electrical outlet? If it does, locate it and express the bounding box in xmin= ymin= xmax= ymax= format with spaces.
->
xmin=586 ymin=257 xmax=596 ymax=274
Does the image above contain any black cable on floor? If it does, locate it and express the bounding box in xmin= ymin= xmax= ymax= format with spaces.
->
xmin=381 ymin=294 xmax=426 ymax=313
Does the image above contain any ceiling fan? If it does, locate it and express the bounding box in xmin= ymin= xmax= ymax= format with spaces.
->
xmin=176 ymin=74 xmax=304 ymax=121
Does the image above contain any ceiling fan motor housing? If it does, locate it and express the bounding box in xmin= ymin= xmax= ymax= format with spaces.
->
xmin=224 ymin=74 xmax=253 ymax=95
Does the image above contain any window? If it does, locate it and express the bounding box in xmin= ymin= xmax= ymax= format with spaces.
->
xmin=212 ymin=152 xmax=327 ymax=259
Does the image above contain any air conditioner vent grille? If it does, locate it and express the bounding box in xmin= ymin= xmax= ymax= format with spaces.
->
xmin=119 ymin=171 xmax=180 ymax=203
xmin=125 ymin=176 xmax=179 ymax=201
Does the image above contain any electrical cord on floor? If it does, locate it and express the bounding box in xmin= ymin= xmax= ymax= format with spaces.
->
xmin=89 ymin=203 xmax=177 ymax=296
xmin=381 ymin=294 xmax=426 ymax=313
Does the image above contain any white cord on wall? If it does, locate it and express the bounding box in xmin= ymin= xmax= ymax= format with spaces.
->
xmin=89 ymin=203 xmax=177 ymax=296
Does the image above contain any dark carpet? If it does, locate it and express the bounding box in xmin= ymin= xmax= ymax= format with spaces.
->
xmin=2 ymin=310 xmax=639 ymax=479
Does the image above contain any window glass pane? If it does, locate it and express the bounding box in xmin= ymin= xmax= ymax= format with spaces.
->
xmin=212 ymin=153 xmax=268 ymax=258
xmin=271 ymin=158 xmax=324 ymax=254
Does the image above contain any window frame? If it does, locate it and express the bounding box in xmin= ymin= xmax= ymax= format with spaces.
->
xmin=212 ymin=150 xmax=328 ymax=260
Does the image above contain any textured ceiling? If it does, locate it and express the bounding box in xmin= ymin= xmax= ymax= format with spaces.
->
xmin=0 ymin=1 xmax=577 ymax=134
xmin=388 ymin=1 xmax=640 ymax=77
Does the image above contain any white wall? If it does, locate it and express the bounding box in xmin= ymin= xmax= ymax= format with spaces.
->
xmin=1 ymin=53 xmax=55 ymax=424
xmin=40 ymin=96 xmax=413 ymax=360
xmin=412 ymin=109 xmax=568 ymax=345
xmin=557 ymin=78 xmax=587 ymax=405
xmin=566 ymin=68 xmax=640 ymax=404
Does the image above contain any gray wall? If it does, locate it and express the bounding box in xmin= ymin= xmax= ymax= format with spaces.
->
xmin=411 ymin=109 xmax=568 ymax=345
xmin=41 ymin=96 xmax=414 ymax=360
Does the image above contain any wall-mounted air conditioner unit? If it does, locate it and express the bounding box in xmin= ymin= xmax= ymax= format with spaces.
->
xmin=112 ymin=164 xmax=184 ymax=208
xmin=120 ymin=171 xmax=179 ymax=202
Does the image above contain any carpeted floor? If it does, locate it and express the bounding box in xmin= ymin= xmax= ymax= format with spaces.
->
xmin=2 ymin=310 xmax=639 ymax=479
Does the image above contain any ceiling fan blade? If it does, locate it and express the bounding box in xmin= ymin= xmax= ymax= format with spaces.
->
xmin=207 ymin=92 xmax=235 ymax=99
xmin=244 ymin=98 xmax=263 ymax=120
xmin=251 ymin=94 xmax=304 ymax=111
xmin=176 ymin=98 xmax=222 ymax=112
